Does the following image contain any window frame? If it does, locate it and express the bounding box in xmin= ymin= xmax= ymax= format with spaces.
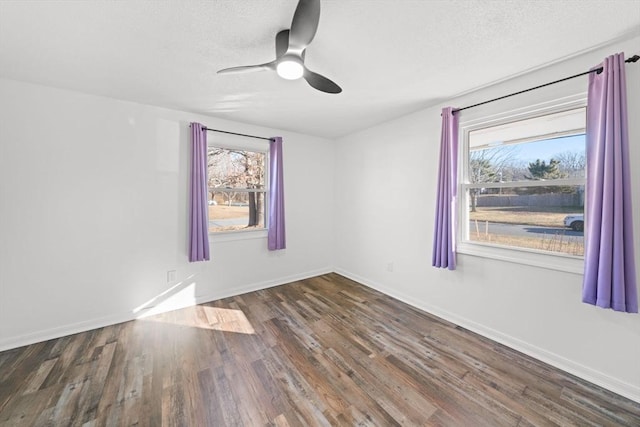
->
xmin=457 ymin=96 xmax=587 ymax=274
xmin=207 ymin=138 xmax=269 ymax=241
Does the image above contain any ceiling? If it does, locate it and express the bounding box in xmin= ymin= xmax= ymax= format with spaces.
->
xmin=0 ymin=1 xmax=639 ymax=139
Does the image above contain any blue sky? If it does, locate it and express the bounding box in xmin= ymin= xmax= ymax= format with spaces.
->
xmin=516 ymin=134 xmax=585 ymax=163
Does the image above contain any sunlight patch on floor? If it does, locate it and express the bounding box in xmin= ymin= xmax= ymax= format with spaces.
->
xmin=202 ymin=306 xmax=256 ymax=334
xmin=140 ymin=305 xmax=256 ymax=334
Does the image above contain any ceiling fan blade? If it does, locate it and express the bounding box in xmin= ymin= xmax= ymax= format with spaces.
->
xmin=303 ymin=69 xmax=342 ymax=94
xmin=217 ymin=63 xmax=274 ymax=74
xmin=289 ymin=0 xmax=320 ymax=51
xmin=275 ymin=30 xmax=289 ymax=58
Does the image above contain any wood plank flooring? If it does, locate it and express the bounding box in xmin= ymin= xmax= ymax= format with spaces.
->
xmin=1 ymin=273 xmax=639 ymax=426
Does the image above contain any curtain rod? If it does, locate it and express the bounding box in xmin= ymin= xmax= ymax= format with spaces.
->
xmin=204 ymin=127 xmax=273 ymax=141
xmin=453 ymin=54 xmax=640 ymax=115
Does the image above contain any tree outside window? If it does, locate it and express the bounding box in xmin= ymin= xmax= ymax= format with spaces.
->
xmin=207 ymin=147 xmax=267 ymax=233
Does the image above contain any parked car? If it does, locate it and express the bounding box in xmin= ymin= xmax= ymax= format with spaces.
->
xmin=564 ymin=214 xmax=584 ymax=231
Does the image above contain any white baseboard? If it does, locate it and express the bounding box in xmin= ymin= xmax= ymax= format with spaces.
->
xmin=334 ymin=268 xmax=640 ymax=404
xmin=0 ymin=267 xmax=333 ymax=353
xmin=0 ymin=311 xmax=135 ymax=353
xmin=194 ymin=267 xmax=334 ymax=306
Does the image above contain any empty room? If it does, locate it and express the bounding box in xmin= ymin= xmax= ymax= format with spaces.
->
xmin=1 ymin=0 xmax=639 ymax=425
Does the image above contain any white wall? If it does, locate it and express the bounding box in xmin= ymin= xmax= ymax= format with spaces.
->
xmin=334 ymin=36 xmax=640 ymax=402
xmin=0 ymin=79 xmax=334 ymax=350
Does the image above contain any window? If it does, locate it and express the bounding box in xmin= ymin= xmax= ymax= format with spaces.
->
xmin=459 ymin=103 xmax=586 ymax=270
xmin=207 ymin=145 xmax=267 ymax=234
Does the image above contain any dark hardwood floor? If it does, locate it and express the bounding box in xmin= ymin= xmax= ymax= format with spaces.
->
xmin=1 ymin=273 xmax=639 ymax=426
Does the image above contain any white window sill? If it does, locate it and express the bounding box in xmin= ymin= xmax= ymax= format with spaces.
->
xmin=209 ymin=229 xmax=268 ymax=243
xmin=457 ymin=241 xmax=584 ymax=275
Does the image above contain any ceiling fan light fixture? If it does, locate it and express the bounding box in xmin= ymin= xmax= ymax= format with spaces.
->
xmin=217 ymin=0 xmax=341 ymax=93
xmin=276 ymin=58 xmax=304 ymax=80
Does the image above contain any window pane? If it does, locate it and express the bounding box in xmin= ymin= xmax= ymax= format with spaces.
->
xmin=207 ymin=146 xmax=267 ymax=233
xmin=468 ymin=108 xmax=586 ymax=185
xmin=466 ymin=185 xmax=584 ymax=256
xmin=209 ymin=191 xmax=265 ymax=232
xmin=469 ymin=134 xmax=586 ymax=184
xmin=208 ymin=148 xmax=266 ymax=190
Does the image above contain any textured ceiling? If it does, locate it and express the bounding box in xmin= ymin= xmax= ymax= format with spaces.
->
xmin=0 ymin=0 xmax=639 ymax=138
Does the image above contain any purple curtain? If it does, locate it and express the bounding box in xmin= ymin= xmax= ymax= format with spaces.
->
xmin=432 ymin=107 xmax=459 ymax=270
xmin=189 ymin=122 xmax=210 ymax=262
xmin=268 ymin=137 xmax=286 ymax=250
xmin=583 ymin=53 xmax=637 ymax=313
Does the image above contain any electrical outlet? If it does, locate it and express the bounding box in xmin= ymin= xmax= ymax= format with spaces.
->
xmin=167 ymin=270 xmax=176 ymax=283
xmin=387 ymin=262 xmax=394 ymax=272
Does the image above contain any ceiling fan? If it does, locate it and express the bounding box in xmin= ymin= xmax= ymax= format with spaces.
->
xmin=217 ymin=0 xmax=342 ymax=94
